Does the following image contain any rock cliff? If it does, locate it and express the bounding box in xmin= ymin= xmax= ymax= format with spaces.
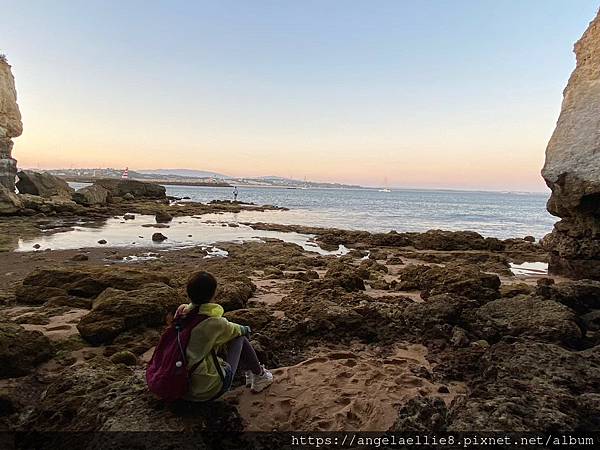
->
xmin=542 ymin=10 xmax=600 ymax=280
xmin=0 ymin=58 xmax=22 ymax=191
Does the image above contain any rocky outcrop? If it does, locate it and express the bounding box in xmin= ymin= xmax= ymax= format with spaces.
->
xmin=16 ymin=170 xmax=74 ymax=198
xmin=0 ymin=322 xmax=54 ymax=378
xmin=77 ymin=284 xmax=182 ymax=345
xmin=93 ymin=178 xmax=166 ymax=199
xmin=0 ymin=59 xmax=22 ymax=192
xmin=542 ymin=11 xmax=600 ymax=280
xmin=72 ymin=184 xmax=110 ymax=206
xmin=0 ymin=184 xmax=22 ymax=214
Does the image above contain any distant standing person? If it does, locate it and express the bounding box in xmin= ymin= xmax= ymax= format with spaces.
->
xmin=233 ymin=186 xmax=238 ymax=202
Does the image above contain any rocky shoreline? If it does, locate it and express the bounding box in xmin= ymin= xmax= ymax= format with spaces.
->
xmin=2 ymin=192 xmax=600 ymax=437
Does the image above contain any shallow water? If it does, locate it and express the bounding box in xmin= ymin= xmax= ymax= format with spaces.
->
xmin=70 ymin=183 xmax=555 ymax=239
xmin=509 ymin=261 xmax=549 ymax=276
xmin=16 ymin=214 xmax=350 ymax=255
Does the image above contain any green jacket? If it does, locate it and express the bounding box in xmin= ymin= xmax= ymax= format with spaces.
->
xmin=180 ymin=303 xmax=246 ymax=401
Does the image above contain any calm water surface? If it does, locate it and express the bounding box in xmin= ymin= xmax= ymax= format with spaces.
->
xmin=163 ymin=185 xmax=554 ymax=239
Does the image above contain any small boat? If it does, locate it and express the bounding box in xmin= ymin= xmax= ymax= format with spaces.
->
xmin=379 ymin=176 xmax=391 ymax=192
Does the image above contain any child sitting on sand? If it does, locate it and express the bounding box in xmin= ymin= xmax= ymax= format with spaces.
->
xmin=175 ymin=271 xmax=273 ymax=401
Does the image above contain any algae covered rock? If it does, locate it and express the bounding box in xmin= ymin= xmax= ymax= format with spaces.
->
xmin=77 ymin=283 xmax=182 ymax=345
xmin=0 ymin=322 xmax=54 ymax=378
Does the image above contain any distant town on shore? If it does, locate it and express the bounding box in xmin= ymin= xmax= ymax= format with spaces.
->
xmin=38 ymin=167 xmax=366 ymax=190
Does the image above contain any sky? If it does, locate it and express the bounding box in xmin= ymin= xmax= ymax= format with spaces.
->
xmin=1 ymin=0 xmax=598 ymax=191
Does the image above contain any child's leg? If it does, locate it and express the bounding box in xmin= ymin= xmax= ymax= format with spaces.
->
xmin=225 ymin=336 xmax=262 ymax=377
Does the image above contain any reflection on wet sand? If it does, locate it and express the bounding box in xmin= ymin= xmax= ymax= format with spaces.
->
xmin=16 ymin=214 xmax=349 ymax=256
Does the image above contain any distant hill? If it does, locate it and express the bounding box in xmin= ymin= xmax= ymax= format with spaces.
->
xmin=138 ymin=169 xmax=228 ymax=178
xmin=37 ymin=168 xmax=365 ymax=189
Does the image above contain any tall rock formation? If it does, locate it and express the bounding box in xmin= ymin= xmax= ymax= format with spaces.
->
xmin=0 ymin=57 xmax=23 ymax=191
xmin=542 ymin=10 xmax=600 ymax=280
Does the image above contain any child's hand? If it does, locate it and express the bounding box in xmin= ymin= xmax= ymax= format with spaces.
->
xmin=241 ymin=325 xmax=252 ymax=336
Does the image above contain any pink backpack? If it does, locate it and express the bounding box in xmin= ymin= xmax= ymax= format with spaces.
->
xmin=146 ymin=311 xmax=208 ymax=401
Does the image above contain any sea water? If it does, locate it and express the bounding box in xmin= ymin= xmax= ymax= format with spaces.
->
xmin=163 ymin=185 xmax=554 ymax=239
xmin=66 ymin=183 xmax=555 ymax=240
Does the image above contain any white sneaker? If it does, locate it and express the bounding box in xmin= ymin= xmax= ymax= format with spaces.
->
xmin=251 ymin=366 xmax=274 ymax=393
xmin=244 ymin=370 xmax=253 ymax=388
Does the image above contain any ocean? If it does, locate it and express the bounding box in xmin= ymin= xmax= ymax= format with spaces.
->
xmin=162 ymin=185 xmax=555 ymax=240
xmin=19 ymin=183 xmax=555 ymax=255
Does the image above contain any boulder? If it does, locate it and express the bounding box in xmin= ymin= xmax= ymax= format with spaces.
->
xmin=541 ymin=11 xmax=600 ymax=279
xmin=0 ymin=322 xmax=54 ymax=378
xmin=214 ymin=277 xmax=256 ymax=311
xmin=396 ymin=263 xmax=500 ymax=300
xmin=469 ymin=295 xmax=583 ymax=346
xmin=72 ymin=184 xmax=110 ymax=206
xmin=151 ymin=232 xmax=167 ymax=242
xmin=16 ymin=170 xmax=74 ymax=198
xmin=449 ymin=339 xmax=600 ymax=431
xmin=16 ymin=267 xmax=172 ymax=306
xmin=0 ymin=184 xmax=22 ymax=215
xmin=77 ymin=283 xmax=182 ymax=345
xmin=535 ymin=279 xmax=600 ymax=314
xmin=324 ymin=262 xmax=366 ymax=292
xmin=155 ymin=211 xmax=173 ymax=223
xmin=93 ymin=179 xmax=166 ymax=199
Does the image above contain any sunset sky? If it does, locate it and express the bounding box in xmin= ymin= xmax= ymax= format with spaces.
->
xmin=1 ymin=0 xmax=598 ymax=191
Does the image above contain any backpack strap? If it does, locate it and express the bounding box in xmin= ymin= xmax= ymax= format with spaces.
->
xmin=211 ymin=349 xmax=226 ymax=385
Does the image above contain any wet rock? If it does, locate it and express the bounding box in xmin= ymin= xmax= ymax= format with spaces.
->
xmin=93 ymin=179 xmax=166 ymax=200
xmin=71 ymin=253 xmax=89 ymax=262
xmin=451 ymin=326 xmax=470 ymax=347
xmin=16 ymin=170 xmax=74 ymax=198
xmin=98 ymin=239 xmax=107 ymax=245
xmin=123 ymin=192 xmax=135 ymax=201
xmin=152 ymin=232 xmax=167 ymax=242
xmin=397 ymin=264 xmax=500 ymax=300
xmin=524 ymin=236 xmax=536 ymax=242
xmin=263 ymin=266 xmax=284 ymax=279
xmin=224 ymin=307 xmax=272 ymax=331
xmin=155 ymin=211 xmax=173 ymax=223
xmin=535 ymin=279 xmax=600 ymax=314
xmin=16 ymin=267 xmax=172 ymax=307
xmin=541 ymin=11 xmax=600 ymax=280
xmin=14 ymin=285 xmax=72 ymax=306
xmin=412 ymin=230 xmax=498 ymax=251
xmin=110 ymin=351 xmax=138 ymax=366
xmin=214 ymin=277 xmax=256 ymax=311
xmin=500 ymin=283 xmax=534 ymax=298
xmin=403 ymin=294 xmax=480 ymax=333
xmin=77 ymin=283 xmax=182 ymax=345
xmin=470 ymin=295 xmax=583 ymax=346
xmin=582 ymin=310 xmax=600 ymax=332
xmin=324 ymin=262 xmax=366 ymax=292
xmin=449 ymin=339 xmax=600 ymax=431
xmin=72 ymin=184 xmax=110 ymax=206
xmin=0 ymin=322 xmax=54 ymax=378
xmin=393 ymin=397 xmax=449 ymax=432
xmin=123 ymin=214 xmax=135 ymax=220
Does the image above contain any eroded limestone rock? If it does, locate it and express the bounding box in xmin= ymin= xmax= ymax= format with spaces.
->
xmin=0 ymin=59 xmax=22 ymax=192
xmin=542 ymin=11 xmax=600 ymax=279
